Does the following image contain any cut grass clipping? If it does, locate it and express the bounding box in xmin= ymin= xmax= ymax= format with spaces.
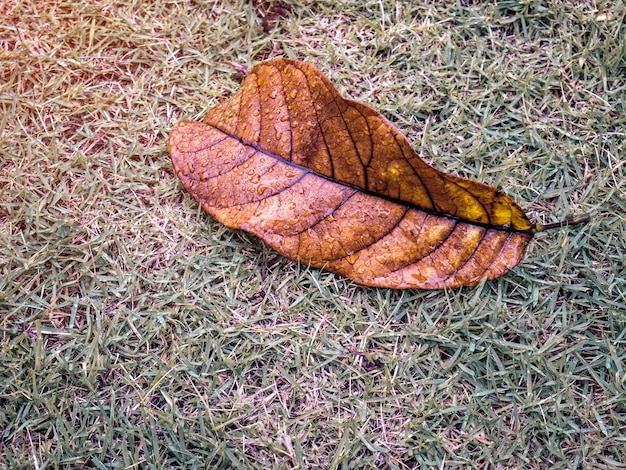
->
xmin=1 ymin=1 xmax=625 ymax=469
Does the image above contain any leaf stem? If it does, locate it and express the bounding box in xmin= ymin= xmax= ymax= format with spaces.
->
xmin=535 ymin=214 xmax=591 ymax=232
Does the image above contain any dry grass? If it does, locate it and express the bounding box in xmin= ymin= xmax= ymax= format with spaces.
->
xmin=1 ymin=0 xmax=625 ymax=468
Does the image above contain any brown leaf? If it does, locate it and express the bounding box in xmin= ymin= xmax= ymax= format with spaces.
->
xmin=169 ymin=59 xmax=538 ymax=289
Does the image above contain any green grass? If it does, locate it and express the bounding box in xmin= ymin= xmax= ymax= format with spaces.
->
xmin=1 ymin=0 xmax=625 ymax=468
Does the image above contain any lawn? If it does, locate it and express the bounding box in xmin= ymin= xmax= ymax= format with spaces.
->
xmin=1 ymin=0 xmax=625 ymax=468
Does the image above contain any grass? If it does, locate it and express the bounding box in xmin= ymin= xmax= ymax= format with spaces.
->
xmin=1 ymin=0 xmax=625 ymax=468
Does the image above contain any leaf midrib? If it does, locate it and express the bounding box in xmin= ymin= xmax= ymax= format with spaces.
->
xmin=210 ymin=122 xmax=535 ymax=236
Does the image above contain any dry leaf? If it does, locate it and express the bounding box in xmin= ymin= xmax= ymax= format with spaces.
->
xmin=170 ymin=59 xmax=556 ymax=289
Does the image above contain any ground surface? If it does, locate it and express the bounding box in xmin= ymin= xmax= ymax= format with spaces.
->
xmin=1 ymin=1 xmax=625 ymax=468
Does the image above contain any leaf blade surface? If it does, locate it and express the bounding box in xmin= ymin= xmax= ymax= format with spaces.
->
xmin=170 ymin=59 xmax=535 ymax=289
